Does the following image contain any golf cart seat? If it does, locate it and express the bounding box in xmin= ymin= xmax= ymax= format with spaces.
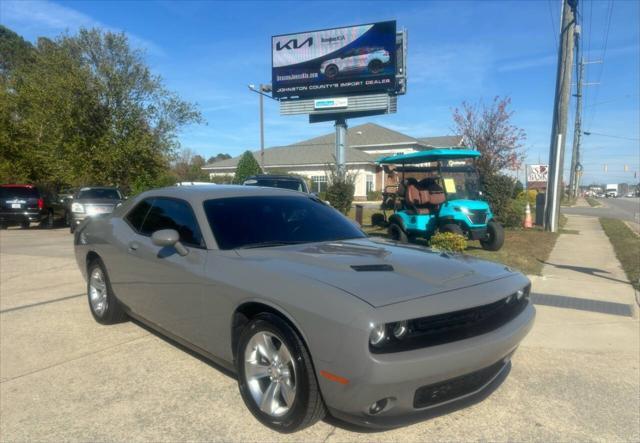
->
xmin=404 ymin=179 xmax=432 ymax=214
xmin=418 ymin=178 xmax=446 ymax=206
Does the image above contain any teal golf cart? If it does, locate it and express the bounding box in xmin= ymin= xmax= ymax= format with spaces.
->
xmin=377 ymin=149 xmax=504 ymax=251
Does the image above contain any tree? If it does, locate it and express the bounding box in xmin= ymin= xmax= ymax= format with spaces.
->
xmin=452 ymin=96 xmax=526 ymax=179
xmin=324 ymin=161 xmax=356 ymax=214
xmin=171 ymin=149 xmax=209 ymax=182
xmin=0 ymin=26 xmax=202 ymax=190
xmin=233 ymin=151 xmax=261 ymax=184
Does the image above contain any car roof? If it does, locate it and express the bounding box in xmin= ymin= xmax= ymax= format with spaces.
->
xmin=139 ymin=184 xmax=308 ymax=203
xmin=245 ymin=175 xmax=304 ymax=181
xmin=79 ymin=186 xmax=119 ymax=190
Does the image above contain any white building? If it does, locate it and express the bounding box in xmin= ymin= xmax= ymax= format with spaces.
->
xmin=202 ymin=123 xmax=463 ymax=200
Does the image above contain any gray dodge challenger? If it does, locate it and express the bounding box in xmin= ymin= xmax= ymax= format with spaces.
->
xmin=74 ymin=185 xmax=535 ymax=432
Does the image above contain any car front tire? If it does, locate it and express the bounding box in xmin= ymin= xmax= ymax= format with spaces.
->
xmin=368 ymin=59 xmax=383 ymax=74
xmin=324 ymin=64 xmax=338 ymax=79
xmin=480 ymin=220 xmax=505 ymax=251
xmin=87 ymin=258 xmax=127 ymax=324
xmin=236 ymin=313 xmax=326 ymax=433
xmin=388 ymin=222 xmax=409 ymax=243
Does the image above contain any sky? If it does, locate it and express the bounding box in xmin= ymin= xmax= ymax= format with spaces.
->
xmin=1 ymin=0 xmax=638 ymax=185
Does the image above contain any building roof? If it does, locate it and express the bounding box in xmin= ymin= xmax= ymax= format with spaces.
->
xmin=202 ymin=122 xmax=463 ymax=171
xmin=417 ymin=135 xmax=465 ymax=147
xmin=202 ymin=143 xmax=376 ymax=170
xmin=291 ymin=122 xmax=420 ymax=148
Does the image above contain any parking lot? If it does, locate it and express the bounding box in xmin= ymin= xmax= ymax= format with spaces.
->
xmin=1 ymin=226 xmax=639 ymax=442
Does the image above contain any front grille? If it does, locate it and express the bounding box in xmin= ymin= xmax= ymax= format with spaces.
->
xmin=413 ymin=359 xmax=506 ymax=409
xmin=370 ymin=288 xmax=529 ymax=354
xmin=468 ymin=209 xmax=488 ymax=224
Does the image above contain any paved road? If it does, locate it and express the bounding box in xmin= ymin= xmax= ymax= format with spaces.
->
xmin=1 ymin=226 xmax=638 ymax=441
xmin=562 ymin=197 xmax=640 ymax=232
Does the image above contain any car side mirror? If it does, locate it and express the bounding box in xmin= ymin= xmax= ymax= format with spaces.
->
xmin=151 ymin=229 xmax=189 ymax=256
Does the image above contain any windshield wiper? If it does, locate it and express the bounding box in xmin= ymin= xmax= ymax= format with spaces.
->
xmin=237 ymin=240 xmax=308 ymax=249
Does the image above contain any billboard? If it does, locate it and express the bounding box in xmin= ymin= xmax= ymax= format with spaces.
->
xmin=272 ymin=21 xmax=397 ymax=100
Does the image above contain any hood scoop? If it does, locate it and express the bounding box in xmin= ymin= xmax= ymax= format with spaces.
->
xmin=350 ymin=264 xmax=394 ymax=272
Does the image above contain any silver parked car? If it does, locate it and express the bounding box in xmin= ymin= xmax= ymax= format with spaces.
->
xmin=74 ymin=185 xmax=534 ymax=432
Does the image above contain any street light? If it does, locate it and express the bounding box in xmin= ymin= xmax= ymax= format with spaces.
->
xmin=248 ymin=84 xmax=273 ymax=171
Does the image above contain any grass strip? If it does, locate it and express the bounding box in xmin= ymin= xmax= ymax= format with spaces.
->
xmin=600 ymin=218 xmax=640 ymax=290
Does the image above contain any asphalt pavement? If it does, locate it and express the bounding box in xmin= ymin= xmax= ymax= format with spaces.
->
xmin=1 ymin=224 xmax=639 ymax=442
xmin=562 ymin=196 xmax=640 ymax=232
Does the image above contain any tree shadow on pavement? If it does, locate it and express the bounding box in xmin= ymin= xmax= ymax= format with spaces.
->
xmin=130 ymin=318 xmax=237 ymax=381
xmin=538 ymin=260 xmax=629 ymax=285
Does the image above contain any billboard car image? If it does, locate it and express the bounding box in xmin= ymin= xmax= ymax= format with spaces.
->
xmin=272 ymin=21 xmax=396 ymax=99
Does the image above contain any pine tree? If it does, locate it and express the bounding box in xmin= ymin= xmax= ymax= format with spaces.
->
xmin=233 ymin=151 xmax=261 ymax=184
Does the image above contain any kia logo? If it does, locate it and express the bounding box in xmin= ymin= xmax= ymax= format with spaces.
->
xmin=276 ymin=37 xmax=313 ymax=51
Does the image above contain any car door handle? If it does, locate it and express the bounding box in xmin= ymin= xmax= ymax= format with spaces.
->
xmin=128 ymin=241 xmax=139 ymax=252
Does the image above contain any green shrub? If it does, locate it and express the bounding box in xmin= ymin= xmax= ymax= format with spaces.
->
xmin=482 ymin=173 xmax=517 ymax=223
xmin=500 ymin=198 xmax=527 ymax=228
xmin=366 ymin=190 xmax=382 ymax=201
xmin=517 ymin=190 xmax=538 ymax=207
xmin=429 ymin=232 xmax=467 ymax=252
xmin=233 ymin=151 xmax=261 ymax=184
xmin=326 ymin=181 xmax=355 ymax=214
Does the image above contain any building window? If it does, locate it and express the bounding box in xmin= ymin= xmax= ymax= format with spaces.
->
xmin=311 ymin=175 xmax=327 ymax=193
xmin=366 ymin=175 xmax=374 ymax=194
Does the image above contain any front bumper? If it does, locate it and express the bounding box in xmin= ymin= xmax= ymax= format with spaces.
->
xmin=318 ymin=299 xmax=535 ymax=428
xmin=0 ymin=211 xmax=45 ymax=225
xmin=71 ymin=213 xmax=87 ymax=227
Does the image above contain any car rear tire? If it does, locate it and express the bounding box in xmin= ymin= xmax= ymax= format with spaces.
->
xmin=388 ymin=222 xmax=409 ymax=243
xmin=480 ymin=220 xmax=505 ymax=251
xmin=440 ymin=223 xmax=463 ymax=236
xmin=371 ymin=212 xmax=386 ymax=227
xmin=87 ymin=258 xmax=127 ymax=325
xmin=237 ymin=313 xmax=326 ymax=433
xmin=368 ymin=59 xmax=383 ymax=74
xmin=324 ymin=64 xmax=338 ymax=79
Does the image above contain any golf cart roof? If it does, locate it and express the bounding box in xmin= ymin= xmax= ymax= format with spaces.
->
xmin=377 ymin=148 xmax=480 ymax=165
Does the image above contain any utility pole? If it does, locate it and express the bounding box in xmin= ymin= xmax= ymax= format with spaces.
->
xmin=569 ymin=51 xmax=583 ymax=200
xmin=544 ymin=0 xmax=578 ymax=232
xmin=259 ymin=84 xmax=265 ymax=171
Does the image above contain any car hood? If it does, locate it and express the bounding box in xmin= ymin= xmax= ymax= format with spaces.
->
xmin=73 ymin=198 xmax=121 ymax=205
xmin=236 ymin=238 xmax=516 ymax=307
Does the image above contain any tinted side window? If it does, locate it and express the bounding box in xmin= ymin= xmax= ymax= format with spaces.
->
xmin=140 ymin=198 xmax=203 ymax=247
xmin=125 ymin=199 xmax=153 ymax=231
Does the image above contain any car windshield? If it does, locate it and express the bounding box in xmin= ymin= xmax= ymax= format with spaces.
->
xmin=439 ymin=163 xmax=482 ymax=200
xmin=203 ymin=196 xmax=365 ymax=250
xmin=78 ymin=188 xmax=121 ymax=200
xmin=244 ymin=179 xmax=305 ymax=192
xmin=0 ymin=187 xmax=39 ymax=199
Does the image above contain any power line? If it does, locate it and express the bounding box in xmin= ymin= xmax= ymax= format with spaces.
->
xmin=585 ymin=0 xmax=615 ymax=130
xmin=583 ymin=131 xmax=640 ymax=142
xmin=547 ymin=0 xmax=559 ymax=50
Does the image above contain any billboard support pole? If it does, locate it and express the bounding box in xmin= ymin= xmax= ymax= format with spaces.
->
xmin=335 ymin=118 xmax=347 ymax=180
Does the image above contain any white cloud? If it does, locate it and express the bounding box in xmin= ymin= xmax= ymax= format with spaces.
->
xmin=0 ymin=0 xmax=165 ymax=56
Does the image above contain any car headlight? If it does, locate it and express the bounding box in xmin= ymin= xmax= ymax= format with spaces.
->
xmin=71 ymin=202 xmax=85 ymax=213
xmin=369 ymin=324 xmax=386 ymax=347
xmin=392 ymin=320 xmax=408 ymax=339
xmin=370 ymin=320 xmax=410 ymax=348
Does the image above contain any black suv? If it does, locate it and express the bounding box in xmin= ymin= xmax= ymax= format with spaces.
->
xmin=242 ymin=175 xmax=310 ymax=193
xmin=0 ymin=184 xmax=65 ymax=229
